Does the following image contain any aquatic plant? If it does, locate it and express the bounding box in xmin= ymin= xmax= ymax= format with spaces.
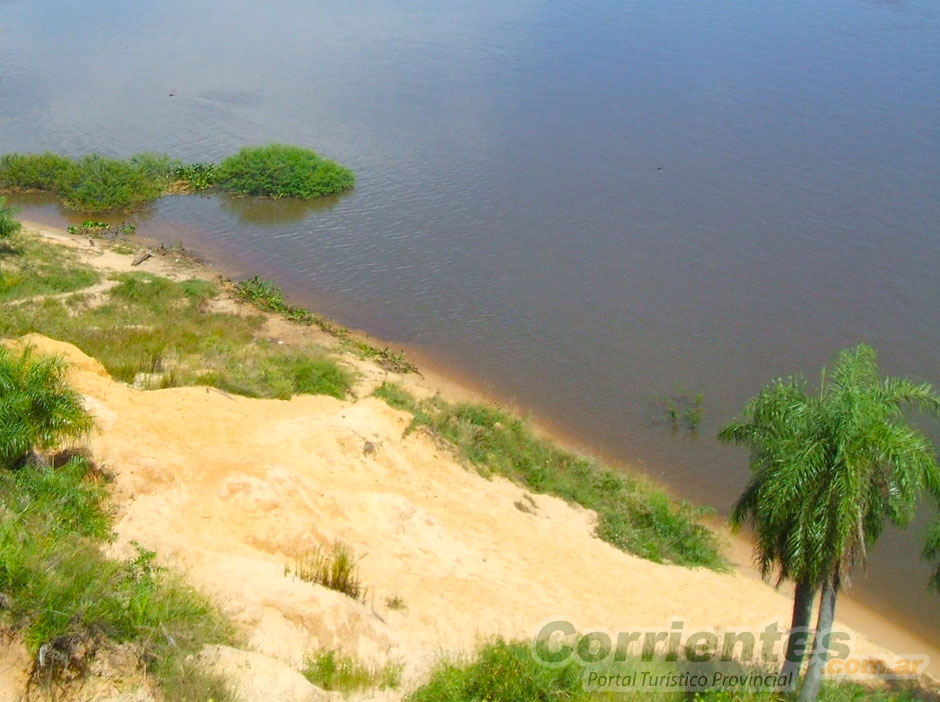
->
xmin=55 ymin=155 xmax=164 ymax=212
xmin=0 ymin=152 xmax=72 ymax=191
xmin=0 ymin=145 xmax=355 ymax=213
xmin=66 ymin=220 xmax=136 ymax=238
xmin=129 ymin=152 xmax=181 ymax=185
xmin=661 ymin=386 xmax=704 ymax=430
xmin=173 ymin=161 xmax=217 ymax=190
xmin=214 ymin=143 xmax=355 ymax=199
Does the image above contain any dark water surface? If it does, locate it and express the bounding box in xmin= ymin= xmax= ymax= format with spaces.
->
xmin=2 ymin=0 xmax=940 ymax=646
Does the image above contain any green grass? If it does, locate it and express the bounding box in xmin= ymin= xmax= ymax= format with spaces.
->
xmin=0 ymin=236 xmax=100 ymax=302
xmin=1 ymin=456 xmax=111 ymax=539
xmin=408 ymin=638 xmax=932 ymax=702
xmin=0 ymin=145 xmax=354 ymax=213
xmin=0 ymin=270 xmax=354 ymax=400
xmin=373 ymin=383 xmax=727 ymax=570
xmin=235 ymin=274 xmax=324 ymax=324
xmin=0 ymin=456 xmax=234 ymax=698
xmin=291 ymin=542 xmax=363 ymax=600
xmin=215 ymin=144 xmax=355 ymax=199
xmin=303 ymin=649 xmax=402 ymax=693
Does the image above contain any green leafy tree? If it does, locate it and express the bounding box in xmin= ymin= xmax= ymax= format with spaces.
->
xmin=0 ymin=346 xmax=93 ymax=468
xmin=720 ymin=344 xmax=940 ymax=702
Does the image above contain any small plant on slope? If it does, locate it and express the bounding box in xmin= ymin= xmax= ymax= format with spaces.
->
xmin=291 ymin=541 xmax=363 ymax=600
xmin=0 ymin=346 xmax=93 ymax=469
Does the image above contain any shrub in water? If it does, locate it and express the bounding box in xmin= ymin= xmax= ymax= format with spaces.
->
xmin=55 ymin=154 xmax=164 ymax=212
xmin=129 ymin=152 xmax=181 ymax=186
xmin=214 ymin=144 xmax=355 ymax=199
xmin=0 ymin=152 xmax=72 ymax=191
xmin=174 ymin=162 xmax=217 ymax=190
xmin=0 ymin=146 xmax=353 ymax=211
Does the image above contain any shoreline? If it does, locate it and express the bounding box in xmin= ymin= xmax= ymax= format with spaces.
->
xmin=18 ymin=217 xmax=940 ymax=677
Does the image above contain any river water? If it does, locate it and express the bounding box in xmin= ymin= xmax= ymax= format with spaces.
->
xmin=1 ymin=0 xmax=939 ymax=647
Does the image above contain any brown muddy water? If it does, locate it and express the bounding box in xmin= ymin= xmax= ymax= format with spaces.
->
xmin=2 ymin=0 xmax=940 ymax=649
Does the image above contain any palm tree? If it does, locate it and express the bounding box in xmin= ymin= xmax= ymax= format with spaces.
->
xmin=0 ymin=345 xmax=92 ymax=469
xmin=720 ymin=344 xmax=940 ymax=702
xmin=719 ymin=376 xmax=821 ymax=690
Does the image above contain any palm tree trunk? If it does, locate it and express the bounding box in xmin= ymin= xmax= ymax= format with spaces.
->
xmin=798 ymin=579 xmax=838 ymax=702
xmin=781 ymin=578 xmax=815 ymax=690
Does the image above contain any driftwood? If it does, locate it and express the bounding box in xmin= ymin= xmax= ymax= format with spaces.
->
xmin=131 ymin=249 xmax=152 ymax=266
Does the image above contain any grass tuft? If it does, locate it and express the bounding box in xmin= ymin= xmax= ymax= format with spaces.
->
xmin=291 ymin=542 xmax=363 ymax=600
xmin=303 ymin=649 xmax=402 ymax=693
xmin=373 ymin=383 xmax=727 ymax=570
xmin=385 ymin=594 xmax=407 ymax=611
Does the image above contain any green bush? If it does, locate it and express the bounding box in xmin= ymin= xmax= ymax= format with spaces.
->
xmin=55 ymin=154 xmax=164 ymax=212
xmin=0 ymin=152 xmax=72 ymax=191
xmin=0 ymin=346 xmax=93 ymax=469
xmin=0 ymin=152 xmax=172 ymax=213
xmin=0 ymin=196 xmax=21 ymax=240
xmin=409 ymin=638 xmax=930 ymax=702
xmin=0 ymin=146 xmax=354 ymax=212
xmin=214 ymin=144 xmax=355 ymax=199
xmin=409 ymin=639 xmax=588 ymax=702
